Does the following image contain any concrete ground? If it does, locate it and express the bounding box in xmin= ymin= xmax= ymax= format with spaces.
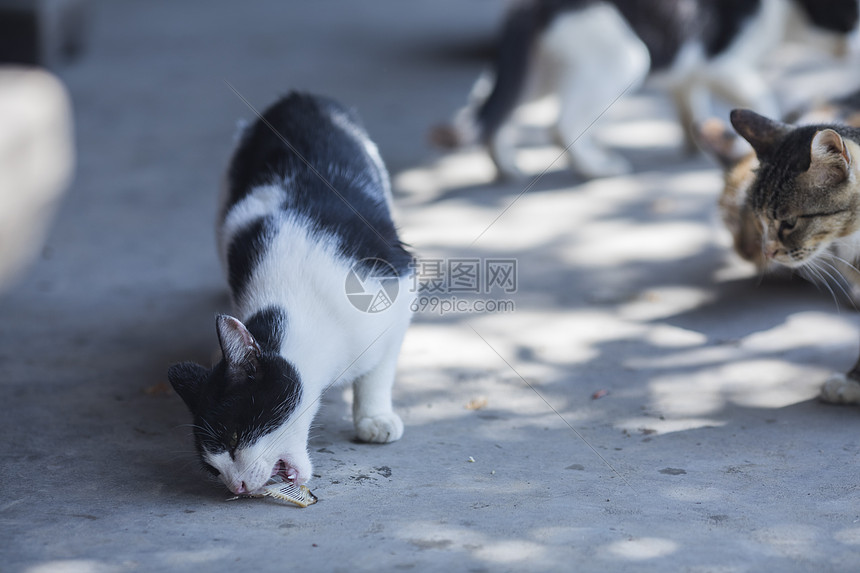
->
xmin=3 ymin=1 xmax=860 ymax=571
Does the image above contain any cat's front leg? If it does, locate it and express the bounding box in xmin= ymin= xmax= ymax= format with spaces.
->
xmin=352 ymin=343 xmax=404 ymax=443
xmin=672 ymin=83 xmax=711 ymax=155
xmin=552 ymin=68 xmax=635 ymax=178
xmin=820 ymin=373 xmax=860 ymax=404
xmin=821 ymin=350 xmax=860 ymax=404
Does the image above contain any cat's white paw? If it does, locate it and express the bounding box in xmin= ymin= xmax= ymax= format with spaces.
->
xmin=355 ymin=412 xmax=404 ymax=443
xmin=820 ymin=373 xmax=860 ymax=404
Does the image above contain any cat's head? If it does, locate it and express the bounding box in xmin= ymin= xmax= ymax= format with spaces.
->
xmin=168 ymin=314 xmax=310 ymax=495
xmin=729 ymin=108 xmax=859 ymax=268
xmin=695 ymin=118 xmax=768 ymax=267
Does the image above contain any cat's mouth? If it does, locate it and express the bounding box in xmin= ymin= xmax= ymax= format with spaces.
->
xmin=271 ymin=459 xmax=300 ymax=484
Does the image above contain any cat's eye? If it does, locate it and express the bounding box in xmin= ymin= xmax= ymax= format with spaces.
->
xmin=779 ymin=218 xmax=797 ymax=233
xmin=228 ymin=431 xmax=239 ymax=450
xmin=202 ymin=462 xmax=220 ymax=477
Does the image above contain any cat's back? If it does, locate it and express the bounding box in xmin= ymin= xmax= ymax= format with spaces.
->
xmin=225 ymin=92 xmax=386 ymax=211
xmin=219 ymin=93 xmax=411 ymax=312
xmin=537 ymin=0 xmax=764 ymax=70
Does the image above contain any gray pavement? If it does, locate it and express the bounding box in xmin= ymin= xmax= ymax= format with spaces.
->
xmin=3 ymin=1 xmax=860 ymax=572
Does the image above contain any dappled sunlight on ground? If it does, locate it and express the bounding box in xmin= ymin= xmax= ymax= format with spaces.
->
xmin=599 ymin=119 xmax=684 ymax=150
xmin=605 ymin=536 xmax=680 ymax=560
xmin=395 ymin=139 xmax=859 ymax=443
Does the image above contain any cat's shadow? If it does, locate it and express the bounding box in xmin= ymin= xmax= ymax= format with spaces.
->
xmin=119 ymin=286 xmax=232 ymax=497
xmin=407 ymin=145 xmax=705 ymax=209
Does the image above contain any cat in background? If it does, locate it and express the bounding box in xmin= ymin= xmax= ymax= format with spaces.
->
xmin=698 ymin=88 xmax=860 ymax=272
xmin=727 ymin=105 xmax=860 ymax=404
xmin=431 ymin=0 xmax=859 ymax=180
xmin=168 ymin=93 xmax=414 ymax=494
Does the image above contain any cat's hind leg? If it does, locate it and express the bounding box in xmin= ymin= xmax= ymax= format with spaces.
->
xmin=488 ymin=120 xmax=527 ymax=180
xmin=544 ymin=5 xmax=650 ymax=178
xmin=352 ymin=336 xmax=406 ymax=443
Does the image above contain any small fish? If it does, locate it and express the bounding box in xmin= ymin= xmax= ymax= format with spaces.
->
xmin=262 ymin=483 xmax=318 ymax=508
xmin=225 ymin=481 xmax=318 ymax=508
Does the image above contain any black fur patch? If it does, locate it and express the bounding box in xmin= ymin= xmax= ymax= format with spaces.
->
xmin=244 ymin=306 xmax=288 ymax=354
xmin=226 ymin=216 xmax=277 ymax=304
xmin=795 ymin=0 xmax=859 ymax=34
xmin=610 ymin=0 xmax=699 ymax=69
xmin=477 ymin=0 xmax=547 ymax=142
xmin=225 ymin=93 xmax=412 ymax=280
xmin=699 ymin=0 xmax=762 ymax=58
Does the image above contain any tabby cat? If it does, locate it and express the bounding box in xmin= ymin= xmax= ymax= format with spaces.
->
xmin=729 ymin=106 xmax=860 ymax=404
xmin=698 ymin=89 xmax=860 ymax=270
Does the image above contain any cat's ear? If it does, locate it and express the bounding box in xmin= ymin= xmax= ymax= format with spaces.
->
xmin=730 ymin=109 xmax=791 ymax=158
xmin=167 ymin=362 xmax=209 ymax=412
xmin=695 ymin=118 xmax=751 ymax=168
xmin=808 ymin=129 xmax=852 ymax=186
xmin=216 ymin=314 xmax=261 ymax=366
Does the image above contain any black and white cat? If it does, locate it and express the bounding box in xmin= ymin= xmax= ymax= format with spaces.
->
xmin=432 ymin=0 xmax=859 ymax=179
xmin=168 ymin=93 xmax=414 ymax=495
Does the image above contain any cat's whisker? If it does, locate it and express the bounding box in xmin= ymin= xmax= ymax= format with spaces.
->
xmin=818 ymin=257 xmax=852 ymax=287
xmin=803 ymin=260 xmax=845 ymax=311
xmin=826 ymin=252 xmax=860 ymax=277
xmin=800 ymin=262 xmax=829 ymax=295
xmin=817 ymin=258 xmax=859 ymax=310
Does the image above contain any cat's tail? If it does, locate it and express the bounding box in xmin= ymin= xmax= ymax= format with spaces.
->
xmin=429 ymin=0 xmax=545 ymax=149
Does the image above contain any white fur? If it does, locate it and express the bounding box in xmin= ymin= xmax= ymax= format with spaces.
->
xmin=540 ymin=4 xmax=650 ymax=178
xmin=210 ymin=181 xmax=414 ymax=492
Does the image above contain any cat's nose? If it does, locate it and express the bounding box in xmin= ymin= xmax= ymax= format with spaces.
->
xmin=231 ymin=481 xmax=248 ymax=494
